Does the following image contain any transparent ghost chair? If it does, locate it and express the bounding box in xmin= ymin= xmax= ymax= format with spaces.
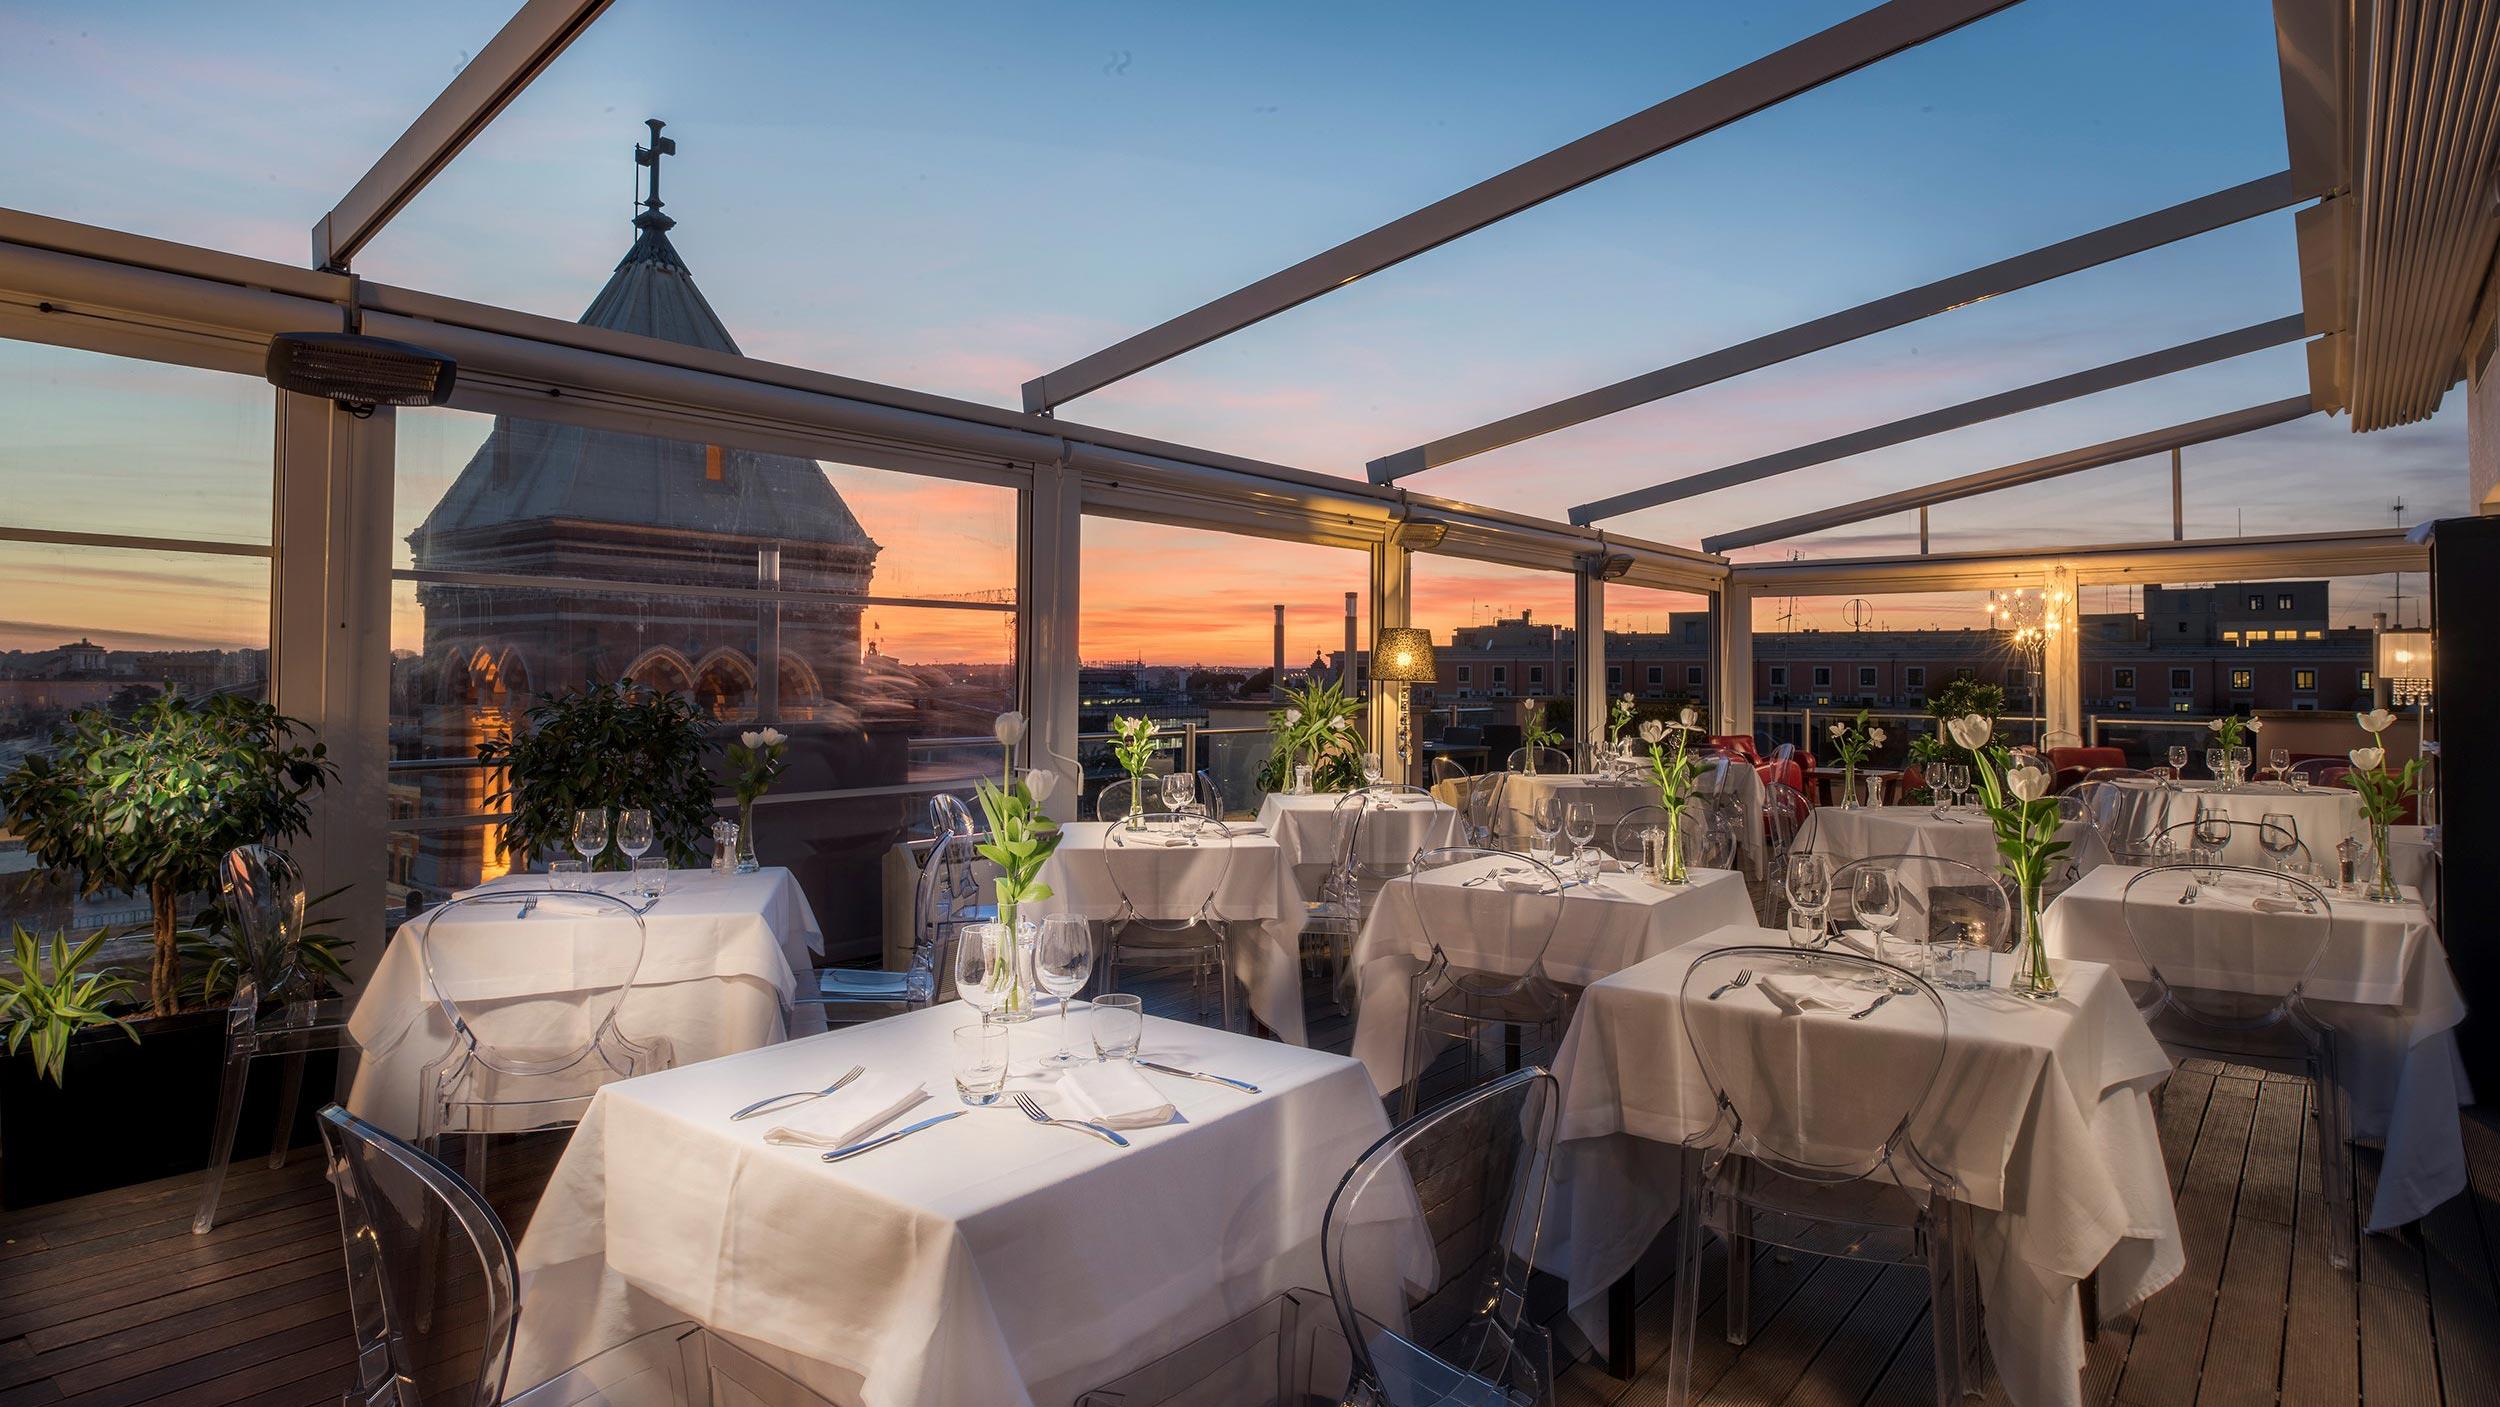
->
xmin=1100 ymin=811 xmax=1240 ymax=1028
xmin=928 ymin=790 xmax=996 ymax=928
xmin=194 ymin=844 xmax=358 ymax=1235
xmin=1196 ymin=769 xmax=1230 ymax=821
xmin=1429 ymin=755 xmax=1471 ymax=796
xmin=413 ymin=887 xmax=672 ymax=1184
xmin=1096 ymin=774 xmax=1151 ymax=822
xmin=1456 ymin=772 xmax=1511 ymax=848
xmin=794 ymin=806 xmax=970 ymax=1024
xmin=1670 ymin=945 xmax=1973 ymax=1407
xmin=1396 ymin=848 xmax=1569 ymax=1120
xmin=1505 ymin=746 xmax=1574 ymax=777
xmin=1323 ymin=1068 xmax=1561 ymax=1407
xmin=2153 ymin=816 xmax=2313 ymax=873
xmin=2074 ymin=777 xmax=2175 ymax=862
xmin=1827 ymin=854 xmax=2015 ymax=965
xmin=2118 ymin=865 xmax=2351 ymax=1265
xmin=1303 ymin=792 xmax=1374 ymax=1015
xmin=317 ymin=1105 xmax=838 ymax=1407
xmin=1607 ymin=804 xmax=1673 ymax=864
xmin=1760 ymin=780 xmax=1813 ymax=873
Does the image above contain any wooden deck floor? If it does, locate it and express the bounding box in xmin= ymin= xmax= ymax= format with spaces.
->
xmin=1 ymin=970 xmax=2491 ymax=1407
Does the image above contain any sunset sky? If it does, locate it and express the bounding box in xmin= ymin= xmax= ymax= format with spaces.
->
xmin=1 ymin=0 xmax=2466 ymax=661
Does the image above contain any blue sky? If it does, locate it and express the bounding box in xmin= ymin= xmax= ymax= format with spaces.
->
xmin=0 ymin=0 xmax=2463 ymax=648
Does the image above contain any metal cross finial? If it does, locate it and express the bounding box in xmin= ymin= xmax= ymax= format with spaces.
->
xmin=634 ymin=118 xmax=677 ymax=229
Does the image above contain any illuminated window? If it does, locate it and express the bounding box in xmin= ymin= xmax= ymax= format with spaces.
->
xmin=2294 ymin=669 xmax=2317 ymax=691
xmin=2221 ymin=630 xmax=2240 ymax=642
xmin=2230 ymin=668 xmax=2254 ymax=691
xmin=2359 ymin=670 xmax=2373 ymax=689
xmin=2303 ymin=629 xmax=2323 ymax=640
xmin=2247 ymin=594 xmax=2264 ymax=611
xmin=2278 ymin=594 xmax=2296 ymax=611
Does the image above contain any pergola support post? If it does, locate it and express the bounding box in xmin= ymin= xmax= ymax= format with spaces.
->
xmin=1372 ymin=534 xmax=1415 ymax=783
xmin=1019 ymin=458 xmax=1083 ymax=820
xmin=2044 ymin=585 xmax=2082 ymax=747
xmin=1574 ymin=569 xmax=1607 ymax=763
xmin=1712 ymin=589 xmax=1755 ymax=741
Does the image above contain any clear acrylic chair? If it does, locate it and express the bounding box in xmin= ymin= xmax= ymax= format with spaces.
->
xmin=1096 ymin=774 xmax=1149 ymax=822
xmin=928 ymin=791 xmax=996 ymax=927
xmin=1607 ymin=804 xmax=1672 ymax=864
xmin=1505 ymin=746 xmax=1574 ymax=776
xmin=317 ymin=1104 xmax=838 ymax=1407
xmin=412 ymin=887 xmax=673 ymax=1183
xmin=194 ymin=843 xmax=357 ymax=1235
xmin=1455 ymin=772 xmax=1510 ymax=848
xmin=1760 ymin=780 xmax=1812 ymax=871
xmin=1670 ymin=945 xmax=1973 ymax=1407
xmin=2153 ymin=816 xmax=2313 ymax=873
xmin=1827 ymin=853 xmax=2015 ymax=958
xmin=1397 ymin=848 xmax=1569 ymax=1120
xmin=1429 ymin=755 xmax=1470 ymax=791
xmin=1303 ymin=792 xmax=1374 ymax=1015
xmin=1100 ymin=811 xmax=1241 ymax=1029
xmin=2118 ymin=865 xmax=2352 ymax=1265
xmin=1322 ymin=1067 xmax=1560 ymax=1407
xmin=795 ymin=808 xmax=972 ymax=1024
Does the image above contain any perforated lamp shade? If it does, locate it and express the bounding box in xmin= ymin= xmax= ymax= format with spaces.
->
xmin=1371 ymin=628 xmax=1437 ymax=683
xmin=2377 ymin=629 xmax=2433 ymax=703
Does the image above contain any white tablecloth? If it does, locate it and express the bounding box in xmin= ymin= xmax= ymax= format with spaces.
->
xmin=1799 ymin=805 xmax=2113 ymax=880
xmin=1029 ymin=821 xmax=1308 ymax=1044
xmin=1347 ymin=857 xmax=1758 ymax=1094
xmin=510 ymin=1003 xmax=1394 ymax=1407
xmin=346 ymin=868 xmax=825 ymax=1137
xmin=1545 ymin=928 xmax=2179 ymax=1407
xmin=2138 ymin=780 xmax=2364 ymax=865
xmin=1433 ymin=766 xmax=1767 ymax=873
xmin=2042 ymin=865 xmax=2469 ymax=1229
xmin=1254 ymin=791 xmax=1465 ymax=890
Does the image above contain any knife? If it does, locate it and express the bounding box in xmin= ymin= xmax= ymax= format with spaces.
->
xmin=1138 ymin=1060 xmax=1261 ymax=1094
xmin=820 ymin=1110 xmax=963 ymax=1163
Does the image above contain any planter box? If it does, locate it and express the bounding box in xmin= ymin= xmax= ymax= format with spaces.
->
xmin=0 ymin=1010 xmax=339 ymax=1209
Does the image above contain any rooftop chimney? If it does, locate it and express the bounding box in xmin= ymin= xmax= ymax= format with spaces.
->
xmin=1273 ymin=604 xmax=1286 ymax=691
xmin=1343 ymin=592 xmax=1359 ymax=690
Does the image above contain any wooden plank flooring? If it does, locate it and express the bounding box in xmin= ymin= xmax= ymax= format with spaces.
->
xmin=0 ymin=971 xmax=2492 ymax=1407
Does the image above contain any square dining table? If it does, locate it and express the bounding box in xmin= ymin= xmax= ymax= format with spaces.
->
xmin=1253 ymin=789 xmax=1466 ymax=892
xmin=1797 ymin=803 xmax=2114 ymax=879
xmin=1346 ymin=857 xmax=1759 ymax=1094
xmin=2041 ymin=864 xmax=2467 ymax=1229
xmin=509 ymin=1003 xmax=1395 ymax=1407
xmin=1544 ymin=927 xmax=2179 ymax=1407
xmin=345 ymin=866 xmax=825 ymax=1137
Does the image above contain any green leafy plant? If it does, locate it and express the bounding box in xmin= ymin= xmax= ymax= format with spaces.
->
xmin=1257 ymin=676 xmax=1366 ymax=793
xmin=0 ymin=692 xmax=332 ymax=1015
xmin=727 ymin=727 xmax=789 ymax=808
xmin=1606 ymin=693 xmax=1639 ymax=746
xmin=477 ymin=680 xmax=713 ymax=871
xmin=2348 ymin=709 xmax=2421 ymax=899
xmin=0 ymin=925 xmax=139 ymax=1086
xmin=1948 ymin=713 xmax=2069 ymax=998
xmin=176 ymin=884 xmax=351 ymax=1011
xmin=1520 ymin=699 xmax=1564 ymax=753
xmin=1108 ymin=716 xmax=1159 ymax=780
xmin=971 ymin=718 xmax=1063 ymax=1018
xmin=1638 ymin=710 xmax=1707 ymax=882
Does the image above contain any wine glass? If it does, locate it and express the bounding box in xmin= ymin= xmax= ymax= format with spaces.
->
xmin=1033 ymin=914 xmax=1094 ymax=1070
xmin=2167 ymin=745 xmax=2189 ymax=783
xmin=2193 ymin=803 xmax=2232 ymax=884
xmin=616 ymin=808 xmax=655 ymax=894
xmin=572 ymin=808 xmax=610 ymax=876
xmin=1563 ymin=801 xmax=1598 ymax=880
xmin=2268 ymin=747 xmax=2291 ymax=785
xmin=2259 ymin=812 xmax=2300 ymax=890
xmin=1159 ymin=772 xmax=1195 ymax=814
xmin=1784 ymin=853 xmax=1831 ymax=953
xmin=1361 ymin=751 xmax=1386 ymax=793
xmin=1530 ymin=794 xmax=1565 ymax=863
xmin=1851 ymin=867 xmax=1911 ymax=990
xmin=955 ymin=922 xmax=1008 ymax=1018
xmin=2204 ymin=747 xmax=2227 ymax=789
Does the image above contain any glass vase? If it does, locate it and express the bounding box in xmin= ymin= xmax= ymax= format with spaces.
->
xmin=2010 ymin=871 xmax=2059 ymax=1000
xmin=1124 ymin=776 xmax=1148 ymax=831
xmin=1840 ymin=763 xmax=1859 ymax=808
xmin=2366 ymin=818 xmax=2404 ymax=903
xmin=986 ymin=909 xmax=1038 ymax=1021
xmin=1644 ymin=820 xmax=1687 ymax=886
xmin=735 ymin=800 xmax=760 ymax=874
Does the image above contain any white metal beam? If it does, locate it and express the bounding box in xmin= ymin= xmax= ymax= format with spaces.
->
xmin=1021 ymin=0 xmax=2023 ymax=414
xmin=1373 ymin=172 xmax=2302 ymax=481
xmin=311 ymin=0 xmax=612 ymax=270
xmin=1724 ymin=527 xmax=2422 ymax=595
xmin=1700 ymin=397 xmax=2315 ymax=552
xmin=1571 ymin=315 xmax=2308 ymax=522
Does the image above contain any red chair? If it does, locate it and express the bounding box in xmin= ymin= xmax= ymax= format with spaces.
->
xmin=1709 ymin=735 xmax=1761 ymax=765
xmin=2048 ymin=745 xmax=2126 ymax=794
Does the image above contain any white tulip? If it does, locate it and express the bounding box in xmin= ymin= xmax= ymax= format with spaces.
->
xmin=1022 ymin=768 xmax=1059 ymax=803
xmin=2357 ymin=708 xmax=2396 ymax=734
xmin=993 ymin=711 xmax=1027 ymax=747
xmin=2349 ymin=746 xmax=2384 ymax=772
xmin=1621 ymin=693 xmax=1636 ymax=706
xmin=739 ymin=730 xmax=763 ymax=748
xmin=759 ymin=727 xmax=787 ymax=748
xmin=1639 ymin=720 xmax=1667 ymax=745
xmin=1945 ymin=714 xmax=1992 ymax=750
xmin=2246 ymin=717 xmax=2264 ymax=733
xmin=2006 ymin=764 xmax=2049 ymax=803
xmin=1869 ymin=727 xmax=1887 ymax=745
xmin=1679 ymin=707 xmax=1700 ymax=729
xmin=1827 ymin=722 xmax=1845 ymax=738
xmin=2206 ymin=717 xmax=2225 ymax=733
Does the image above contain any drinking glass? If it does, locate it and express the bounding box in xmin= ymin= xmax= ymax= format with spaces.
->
xmin=616 ymin=808 xmax=654 ymax=870
xmin=631 ymin=855 xmax=671 ymax=900
xmin=2167 ymin=745 xmax=2189 ymax=781
xmin=1361 ymin=752 xmax=1386 ymax=792
xmin=1563 ymin=801 xmax=1599 ymax=880
xmin=1034 ymin=914 xmax=1094 ymax=1070
xmin=952 ymin=1020 xmax=1010 ymax=1106
xmin=1784 ymin=853 xmax=1831 ymax=952
xmin=2204 ymin=747 xmax=2227 ymax=788
xmin=1091 ymin=993 xmax=1144 ymax=1062
xmin=2193 ymin=804 xmax=2232 ymax=884
xmin=1942 ymin=763 xmax=1968 ymax=811
xmin=1936 ymin=921 xmax=1992 ymax=992
xmin=1177 ymin=803 xmax=1209 ymax=843
xmin=955 ymin=921 xmax=1009 ymax=1018
xmin=2259 ymin=812 xmax=2300 ymax=890
xmin=572 ymin=808 xmax=610 ymax=869
xmin=547 ymin=859 xmax=587 ymax=891
xmin=1530 ymin=794 xmax=1565 ymax=863
xmin=2268 ymin=748 xmax=2291 ymax=785
xmin=1851 ymin=867 xmax=1913 ymax=990
xmin=1160 ymin=772 xmax=1195 ymax=813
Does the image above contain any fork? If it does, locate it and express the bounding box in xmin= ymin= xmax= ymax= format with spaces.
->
xmin=1462 ymin=865 xmax=1523 ymax=888
xmin=1706 ymin=968 xmax=1756 ymax=1001
xmin=1011 ymin=1091 xmax=1129 ymax=1147
xmin=1848 ymin=992 xmax=1897 ymax=1021
xmin=730 ymin=1065 xmax=866 ymax=1121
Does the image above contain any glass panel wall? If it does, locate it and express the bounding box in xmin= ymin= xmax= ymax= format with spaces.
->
xmin=392 ymin=406 xmax=1018 ymax=962
xmin=1600 ymin=583 xmax=1714 ymax=723
xmin=1408 ymin=556 xmax=1576 ymax=771
xmin=1075 ymin=518 xmax=1368 ymax=819
xmin=0 ymin=344 xmax=275 ymax=938
xmin=1747 ymin=589 xmax=2010 ymax=774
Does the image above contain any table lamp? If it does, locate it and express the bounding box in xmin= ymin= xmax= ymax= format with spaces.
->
xmin=1370 ymin=627 xmax=1438 ymax=782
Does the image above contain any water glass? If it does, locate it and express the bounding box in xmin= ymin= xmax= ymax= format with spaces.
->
xmin=617 ymin=808 xmax=654 ymax=868
xmin=572 ymin=808 xmax=610 ymax=869
xmin=1177 ymin=803 xmax=1209 ymax=842
xmin=547 ymin=859 xmax=587 ymax=891
xmin=1530 ymin=794 xmax=1565 ymax=863
xmin=1784 ymin=853 xmax=1831 ymax=944
xmin=1090 ymin=993 xmax=1145 ymax=1062
xmin=632 ymin=855 xmax=670 ymax=899
xmin=1563 ymin=801 xmax=1598 ymax=876
xmin=1852 ymin=868 xmax=1913 ymax=990
xmin=1936 ymin=931 xmax=1992 ymax=992
xmin=956 ymin=921 xmax=1010 ymax=1018
xmin=1293 ymin=764 xmax=1313 ymax=795
xmin=952 ymin=1020 xmax=1010 ymax=1106
xmin=2259 ymin=812 xmax=2300 ymax=889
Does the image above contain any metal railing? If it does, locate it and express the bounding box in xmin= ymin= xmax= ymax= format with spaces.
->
xmin=1754 ymin=707 xmax=2047 ymax=770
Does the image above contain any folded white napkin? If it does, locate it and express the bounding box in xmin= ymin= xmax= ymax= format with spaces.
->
xmin=760 ymin=1074 xmax=928 ymax=1149
xmin=2250 ymin=895 xmax=2310 ymax=915
xmin=1218 ymin=823 xmax=1268 ymax=836
xmin=1060 ymin=1061 xmax=1178 ymax=1129
xmin=1120 ymin=833 xmax=1196 ymax=848
xmin=1498 ymin=874 xmax=1563 ymax=894
xmin=1756 ymin=977 xmax=1837 ymax=1016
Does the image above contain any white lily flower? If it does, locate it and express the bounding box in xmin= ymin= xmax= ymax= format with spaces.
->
xmin=2349 ymin=746 xmax=2384 ymax=772
xmin=1639 ymin=720 xmax=1667 ymax=745
xmin=1869 ymin=727 xmax=1887 ymax=745
xmin=1022 ymin=768 xmax=1059 ymax=803
xmin=759 ymin=727 xmax=787 ymax=748
xmin=993 ymin=711 xmax=1027 ymax=747
xmin=739 ymin=730 xmax=763 ymax=748
xmin=2006 ymin=764 xmax=2050 ymax=803
xmin=1945 ymin=714 xmax=1991 ymax=750
xmin=2357 ymin=708 xmax=2396 ymax=734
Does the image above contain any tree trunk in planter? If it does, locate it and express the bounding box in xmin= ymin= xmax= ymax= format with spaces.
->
xmin=149 ymin=876 xmax=181 ymax=1017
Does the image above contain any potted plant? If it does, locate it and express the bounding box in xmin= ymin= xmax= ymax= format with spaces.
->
xmin=478 ymin=679 xmax=714 ymax=870
xmin=725 ymin=727 xmax=789 ymax=873
xmin=1107 ymin=715 xmax=1160 ymax=829
xmin=1256 ymin=677 xmax=1365 ymax=794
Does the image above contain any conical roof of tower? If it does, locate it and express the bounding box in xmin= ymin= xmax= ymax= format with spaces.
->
xmin=411 ymin=206 xmax=876 ymax=564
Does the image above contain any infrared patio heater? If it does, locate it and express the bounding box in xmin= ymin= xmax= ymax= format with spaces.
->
xmin=263 ymin=331 xmax=456 ymax=416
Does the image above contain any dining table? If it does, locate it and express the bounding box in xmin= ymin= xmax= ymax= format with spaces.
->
xmin=1253 ymin=789 xmax=1466 ymax=892
xmin=1431 ymin=764 xmax=1768 ymax=875
xmin=1026 ymin=820 xmax=1308 ymax=1043
xmin=507 ymin=1002 xmax=1401 ymax=1407
xmin=1346 ymin=855 xmax=1759 ymax=1094
xmin=1544 ymin=927 xmax=2179 ymax=1407
xmin=345 ymin=866 xmax=825 ymax=1137
xmin=1808 ymin=764 xmax=1901 ymax=807
xmin=1797 ymin=803 xmax=2114 ymax=879
xmin=2041 ymin=864 xmax=2467 ymax=1229
xmin=2119 ymin=777 xmax=2363 ymax=865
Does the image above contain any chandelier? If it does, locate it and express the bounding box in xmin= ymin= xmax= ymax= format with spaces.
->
xmin=1987 ymin=576 xmax=2068 ymax=661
